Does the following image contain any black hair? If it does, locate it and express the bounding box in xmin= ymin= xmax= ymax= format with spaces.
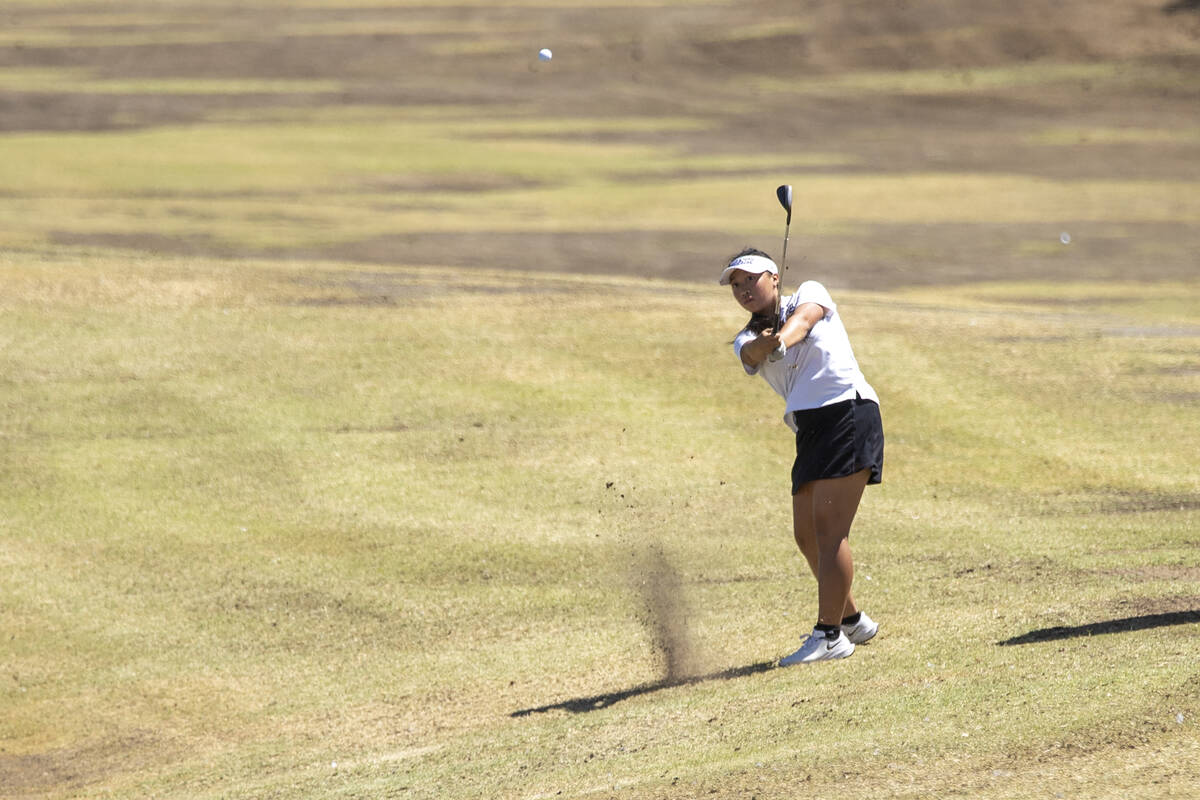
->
xmin=725 ymin=246 xmax=777 ymax=334
xmin=727 ymin=246 xmax=773 ymax=264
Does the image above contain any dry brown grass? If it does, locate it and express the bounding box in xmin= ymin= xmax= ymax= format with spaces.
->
xmin=1 ymin=2 xmax=1198 ymax=798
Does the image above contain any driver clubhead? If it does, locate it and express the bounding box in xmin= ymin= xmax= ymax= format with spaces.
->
xmin=776 ymin=184 xmax=793 ymax=224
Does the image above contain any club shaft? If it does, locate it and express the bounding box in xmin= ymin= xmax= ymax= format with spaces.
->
xmin=775 ymin=223 xmax=790 ymax=330
xmin=780 ymin=226 xmax=790 ymax=274
xmin=773 ymin=184 xmax=793 ymax=333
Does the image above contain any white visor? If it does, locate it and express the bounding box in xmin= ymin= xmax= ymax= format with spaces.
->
xmin=719 ymin=254 xmax=778 ymax=285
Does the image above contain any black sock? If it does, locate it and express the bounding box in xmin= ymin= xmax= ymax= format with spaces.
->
xmin=815 ymin=623 xmax=839 ymax=638
xmin=841 ymin=612 xmax=861 ymax=626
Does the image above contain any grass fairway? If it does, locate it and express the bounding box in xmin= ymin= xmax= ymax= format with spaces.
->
xmin=2 ymin=256 xmax=1197 ymax=798
xmin=1 ymin=0 xmax=1199 ymax=797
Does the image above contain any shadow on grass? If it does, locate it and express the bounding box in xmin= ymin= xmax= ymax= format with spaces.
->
xmin=997 ymin=610 xmax=1200 ymax=646
xmin=511 ymin=661 xmax=776 ymax=717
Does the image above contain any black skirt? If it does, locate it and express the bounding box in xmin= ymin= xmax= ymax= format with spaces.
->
xmin=791 ymin=396 xmax=884 ymax=494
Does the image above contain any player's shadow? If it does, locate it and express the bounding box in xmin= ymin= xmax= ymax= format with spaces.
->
xmin=997 ymin=609 xmax=1200 ymax=646
xmin=510 ymin=660 xmax=775 ymax=717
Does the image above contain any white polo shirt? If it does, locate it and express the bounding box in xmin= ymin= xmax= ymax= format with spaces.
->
xmin=733 ymin=281 xmax=878 ymax=432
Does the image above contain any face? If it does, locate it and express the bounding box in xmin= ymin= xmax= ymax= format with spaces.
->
xmin=728 ymin=269 xmax=778 ymax=315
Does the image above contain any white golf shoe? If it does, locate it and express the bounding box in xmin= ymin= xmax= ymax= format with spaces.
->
xmin=841 ymin=611 xmax=879 ymax=645
xmin=779 ymin=627 xmax=855 ymax=666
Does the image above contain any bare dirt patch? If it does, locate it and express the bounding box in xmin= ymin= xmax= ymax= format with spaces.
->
xmin=0 ymin=733 xmax=164 ymax=797
xmin=51 ymin=219 xmax=1200 ymax=291
xmin=1110 ymin=565 xmax=1200 ymax=582
xmin=1115 ymin=593 xmax=1200 ymax=616
xmin=1031 ymin=489 xmax=1200 ymax=517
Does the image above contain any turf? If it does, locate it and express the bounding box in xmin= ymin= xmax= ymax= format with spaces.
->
xmin=2 ymin=258 xmax=1196 ymax=798
xmin=1 ymin=1 xmax=1198 ymax=797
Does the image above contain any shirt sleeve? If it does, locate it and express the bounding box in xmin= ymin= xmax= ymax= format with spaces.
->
xmin=732 ymin=328 xmax=759 ymax=375
xmin=794 ymin=281 xmax=836 ymax=316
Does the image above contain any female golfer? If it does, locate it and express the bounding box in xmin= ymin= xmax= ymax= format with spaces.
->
xmin=720 ymin=248 xmax=883 ymax=664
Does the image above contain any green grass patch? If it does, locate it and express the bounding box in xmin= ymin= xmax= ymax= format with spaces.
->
xmin=3 ymin=103 xmax=1196 ymax=257
xmin=1029 ymin=126 xmax=1200 ymax=146
xmin=747 ymin=60 xmax=1200 ymax=96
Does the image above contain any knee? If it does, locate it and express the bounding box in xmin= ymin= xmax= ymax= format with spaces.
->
xmin=815 ymin=529 xmax=848 ymax=557
xmin=794 ymin=533 xmax=816 ymax=560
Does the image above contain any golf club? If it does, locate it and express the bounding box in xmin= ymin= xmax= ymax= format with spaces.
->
xmin=770 ymin=184 xmax=793 ymax=359
xmin=775 ymin=183 xmax=793 ymax=321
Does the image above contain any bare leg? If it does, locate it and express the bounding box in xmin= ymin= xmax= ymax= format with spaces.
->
xmin=792 ymin=468 xmax=870 ymax=624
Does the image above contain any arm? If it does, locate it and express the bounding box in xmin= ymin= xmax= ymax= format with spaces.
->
xmin=779 ymin=302 xmax=826 ymax=348
xmin=739 ymin=302 xmax=826 ymax=369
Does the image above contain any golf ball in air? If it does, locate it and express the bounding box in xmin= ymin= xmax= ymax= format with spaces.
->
xmin=1060 ymin=232 xmax=1071 ymax=244
xmin=538 ymin=48 xmax=552 ymax=62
